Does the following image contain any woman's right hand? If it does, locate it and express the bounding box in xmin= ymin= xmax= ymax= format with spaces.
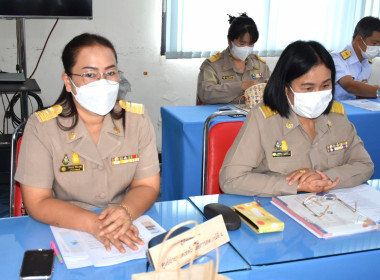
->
xmin=21 ymin=184 xmax=142 ymax=253
xmin=296 ymin=170 xmax=340 ymax=193
xmin=286 ymin=169 xmax=340 ymax=193
xmin=90 ymin=216 xmax=143 ymax=253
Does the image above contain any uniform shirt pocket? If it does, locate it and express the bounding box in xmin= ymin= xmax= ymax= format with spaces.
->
xmin=267 ymin=156 xmax=294 ymax=174
xmin=327 ymin=151 xmax=345 ymax=168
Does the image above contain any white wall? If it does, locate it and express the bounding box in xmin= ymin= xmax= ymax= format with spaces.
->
xmin=0 ymin=0 xmax=379 ymax=152
xmin=369 ymin=58 xmax=380 ymax=85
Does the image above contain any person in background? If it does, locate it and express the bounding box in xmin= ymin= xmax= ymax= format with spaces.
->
xmin=15 ymin=33 xmax=160 ymax=253
xmin=197 ymin=13 xmax=271 ymax=105
xmin=331 ymin=16 xmax=380 ymax=100
xmin=220 ymin=40 xmax=373 ymax=197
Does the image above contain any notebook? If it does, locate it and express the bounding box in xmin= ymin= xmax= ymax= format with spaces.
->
xmin=271 ymin=185 xmax=380 ymax=238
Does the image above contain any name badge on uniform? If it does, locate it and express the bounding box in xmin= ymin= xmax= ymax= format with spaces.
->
xmin=112 ymin=154 xmax=140 ymax=165
xmin=60 ymin=152 xmax=84 ymax=172
xmin=222 ymin=75 xmax=234 ymax=80
xmin=326 ymin=141 xmax=348 ymax=153
xmin=59 ymin=164 xmax=85 ymax=172
xmin=272 ymin=140 xmax=292 ymax=157
xmin=252 ymin=73 xmax=263 ymax=79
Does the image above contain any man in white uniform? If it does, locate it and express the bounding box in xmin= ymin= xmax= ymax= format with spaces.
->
xmin=331 ymin=16 xmax=380 ymax=100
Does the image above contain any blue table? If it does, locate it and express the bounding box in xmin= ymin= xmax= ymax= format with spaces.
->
xmin=341 ymin=100 xmax=380 ymax=179
xmin=189 ymin=194 xmax=380 ymax=280
xmin=161 ymin=102 xmax=380 ymax=201
xmin=0 ymin=200 xmax=250 ymax=280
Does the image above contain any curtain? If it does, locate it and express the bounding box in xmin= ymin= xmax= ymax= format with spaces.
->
xmin=164 ymin=0 xmax=380 ymax=59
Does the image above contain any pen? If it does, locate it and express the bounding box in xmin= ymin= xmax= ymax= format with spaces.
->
xmin=50 ymin=240 xmax=63 ymax=264
xmin=253 ymin=195 xmax=261 ymax=206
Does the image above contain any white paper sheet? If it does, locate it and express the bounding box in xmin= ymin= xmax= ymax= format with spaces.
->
xmin=331 ymin=184 xmax=380 ymax=223
xmin=50 ymin=215 xmax=165 ymax=269
xmin=341 ymin=99 xmax=380 ymax=111
xmin=272 ymin=184 xmax=380 ymax=238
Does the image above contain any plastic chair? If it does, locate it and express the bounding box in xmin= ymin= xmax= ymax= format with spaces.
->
xmin=201 ymin=110 xmax=246 ymax=195
xmin=196 ymin=96 xmax=203 ymax=105
xmin=9 ymin=121 xmax=26 ymax=217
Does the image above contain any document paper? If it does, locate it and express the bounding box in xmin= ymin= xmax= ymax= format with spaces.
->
xmin=50 ymin=215 xmax=165 ymax=269
xmin=272 ymin=185 xmax=380 ymax=238
xmin=341 ymin=99 xmax=380 ymax=111
xmin=331 ymin=184 xmax=380 ymax=223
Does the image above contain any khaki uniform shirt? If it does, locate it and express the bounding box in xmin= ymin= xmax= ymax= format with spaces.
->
xmin=15 ymin=104 xmax=160 ymax=209
xmin=197 ymin=47 xmax=271 ymax=105
xmin=219 ymin=102 xmax=374 ymax=197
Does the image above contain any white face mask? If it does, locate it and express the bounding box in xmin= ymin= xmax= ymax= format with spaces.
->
xmin=71 ymin=79 xmax=119 ymax=116
xmin=230 ymin=41 xmax=253 ymax=61
xmin=287 ymin=86 xmax=332 ymax=119
xmin=360 ymin=37 xmax=380 ymax=59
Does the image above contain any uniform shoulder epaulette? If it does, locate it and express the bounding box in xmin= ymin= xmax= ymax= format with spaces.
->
xmin=119 ymin=100 xmax=144 ymax=114
xmin=34 ymin=105 xmax=62 ymax=123
xmin=208 ymin=52 xmax=222 ymax=63
xmin=340 ymin=49 xmax=351 ymax=60
xmin=255 ymin=54 xmax=266 ymax=63
xmin=368 ymin=59 xmax=373 ymax=64
xmin=330 ymin=101 xmax=345 ymax=115
xmin=259 ymin=105 xmax=278 ymax=119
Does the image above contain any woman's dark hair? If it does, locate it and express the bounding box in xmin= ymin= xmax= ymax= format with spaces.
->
xmin=227 ymin=13 xmax=259 ymax=44
xmin=263 ymin=40 xmax=336 ymax=118
xmin=352 ymin=16 xmax=380 ymax=41
xmin=55 ymin=33 xmax=124 ymax=131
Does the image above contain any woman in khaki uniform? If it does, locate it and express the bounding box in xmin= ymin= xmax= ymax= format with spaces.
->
xmin=220 ymin=41 xmax=374 ymax=197
xmin=15 ymin=33 xmax=160 ymax=253
xmin=197 ymin=13 xmax=271 ymax=105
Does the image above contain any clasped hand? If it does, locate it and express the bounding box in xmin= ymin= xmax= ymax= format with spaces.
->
xmin=286 ymin=168 xmax=340 ymax=193
xmin=91 ymin=205 xmax=144 ymax=253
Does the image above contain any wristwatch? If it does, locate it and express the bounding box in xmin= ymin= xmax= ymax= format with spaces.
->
xmin=377 ymin=87 xmax=380 ymax=98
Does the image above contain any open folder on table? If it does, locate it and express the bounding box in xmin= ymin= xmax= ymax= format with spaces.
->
xmin=271 ymin=184 xmax=380 ymax=239
xmin=50 ymin=215 xmax=165 ymax=269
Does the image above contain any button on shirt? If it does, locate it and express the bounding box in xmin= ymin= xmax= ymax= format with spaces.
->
xmin=331 ymin=44 xmax=372 ymax=100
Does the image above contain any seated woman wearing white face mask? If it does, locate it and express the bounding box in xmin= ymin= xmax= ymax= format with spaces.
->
xmin=196 ymin=13 xmax=271 ymax=105
xmin=15 ymin=33 xmax=160 ymax=253
xmin=219 ymin=40 xmax=374 ymax=197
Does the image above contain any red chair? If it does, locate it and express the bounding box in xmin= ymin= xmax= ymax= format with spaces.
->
xmin=201 ymin=110 xmax=246 ymax=195
xmin=196 ymin=96 xmax=203 ymax=105
xmin=9 ymin=121 xmax=26 ymax=217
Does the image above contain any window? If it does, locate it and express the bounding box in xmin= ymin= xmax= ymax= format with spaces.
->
xmin=163 ymin=0 xmax=380 ymax=58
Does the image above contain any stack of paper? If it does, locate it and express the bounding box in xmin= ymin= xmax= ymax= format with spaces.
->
xmin=50 ymin=215 xmax=165 ymax=269
xmin=341 ymin=99 xmax=380 ymax=111
xmin=272 ymin=184 xmax=380 ymax=238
